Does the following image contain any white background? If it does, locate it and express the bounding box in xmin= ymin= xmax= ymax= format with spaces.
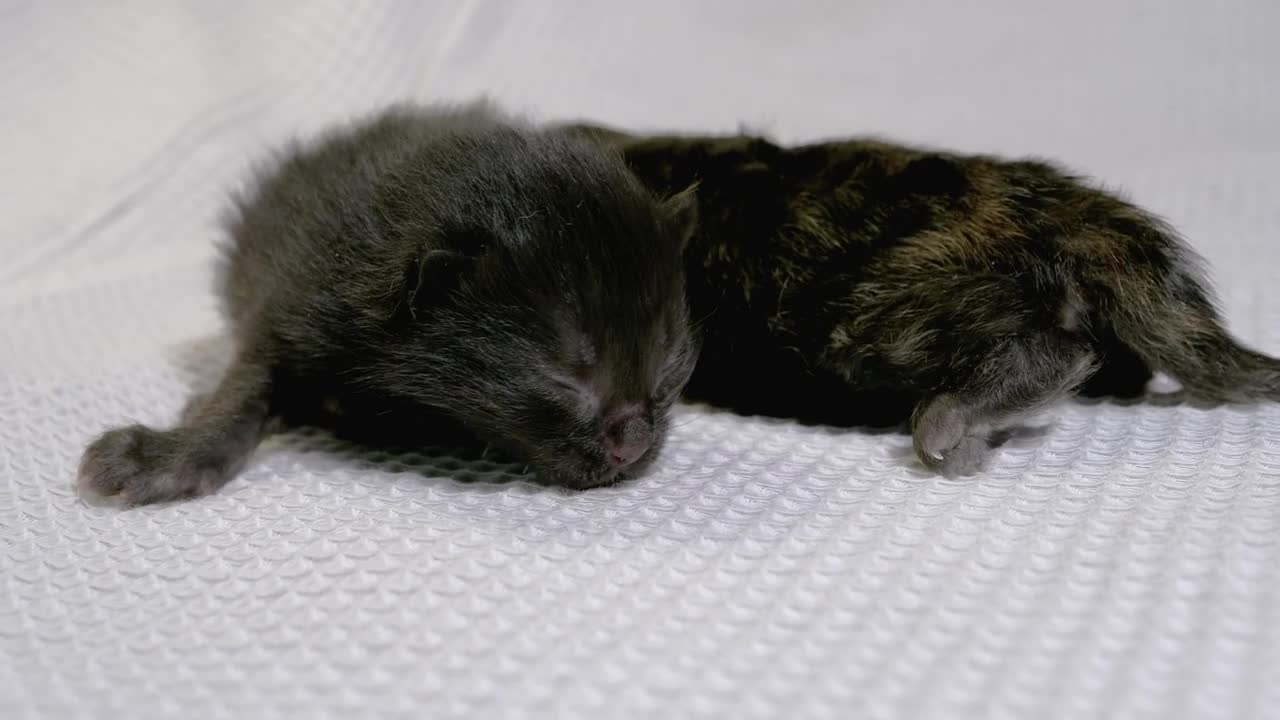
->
xmin=2 ymin=2 xmax=1278 ymax=718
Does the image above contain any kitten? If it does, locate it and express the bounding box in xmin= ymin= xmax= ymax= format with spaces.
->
xmin=559 ymin=121 xmax=1280 ymax=476
xmin=78 ymin=102 xmax=699 ymax=505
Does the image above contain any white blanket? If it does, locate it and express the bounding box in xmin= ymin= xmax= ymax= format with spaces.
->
xmin=3 ymin=2 xmax=1278 ymax=718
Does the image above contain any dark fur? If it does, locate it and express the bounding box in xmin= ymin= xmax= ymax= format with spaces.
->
xmin=559 ymin=122 xmax=1280 ymax=475
xmin=79 ymin=103 xmax=699 ymax=505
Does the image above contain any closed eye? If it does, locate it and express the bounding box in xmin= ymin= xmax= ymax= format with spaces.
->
xmin=553 ymin=377 xmax=585 ymax=396
xmin=550 ymin=374 xmax=604 ymax=415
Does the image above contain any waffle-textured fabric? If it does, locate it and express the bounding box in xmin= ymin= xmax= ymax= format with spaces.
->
xmin=2 ymin=2 xmax=1278 ymax=719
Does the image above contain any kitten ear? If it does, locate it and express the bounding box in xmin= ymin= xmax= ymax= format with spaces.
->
xmin=401 ymin=224 xmax=496 ymax=319
xmin=660 ymin=183 xmax=699 ymax=251
xmin=402 ymin=249 xmax=474 ymax=319
xmin=444 ymin=224 xmax=495 ymax=259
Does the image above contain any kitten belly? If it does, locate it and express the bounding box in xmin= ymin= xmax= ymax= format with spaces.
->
xmin=684 ymin=323 xmax=919 ymax=428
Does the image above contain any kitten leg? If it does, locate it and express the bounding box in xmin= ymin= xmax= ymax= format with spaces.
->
xmin=78 ymin=354 xmax=274 ymax=506
xmin=912 ymin=335 xmax=1096 ymax=476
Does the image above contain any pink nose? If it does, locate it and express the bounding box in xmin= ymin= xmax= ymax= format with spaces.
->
xmin=604 ymin=405 xmax=652 ymax=469
xmin=606 ymin=437 xmax=649 ymax=468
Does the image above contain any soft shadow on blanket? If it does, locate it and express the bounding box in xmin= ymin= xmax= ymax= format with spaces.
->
xmin=169 ymin=331 xmax=1189 ymax=489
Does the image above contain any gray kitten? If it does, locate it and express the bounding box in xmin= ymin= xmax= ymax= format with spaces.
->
xmin=78 ymin=102 xmax=699 ymax=505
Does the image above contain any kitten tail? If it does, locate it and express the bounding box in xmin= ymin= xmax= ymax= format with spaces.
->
xmin=1105 ymin=228 xmax=1280 ymax=404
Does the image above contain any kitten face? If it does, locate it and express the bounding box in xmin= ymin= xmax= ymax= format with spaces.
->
xmin=388 ymin=180 xmax=700 ymax=489
xmin=471 ymin=287 xmax=699 ymax=489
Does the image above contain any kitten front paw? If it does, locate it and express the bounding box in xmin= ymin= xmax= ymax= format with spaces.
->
xmin=77 ymin=424 xmax=225 ymax=506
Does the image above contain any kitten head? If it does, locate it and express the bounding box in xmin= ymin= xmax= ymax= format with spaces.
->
xmin=380 ymin=131 xmax=699 ymax=488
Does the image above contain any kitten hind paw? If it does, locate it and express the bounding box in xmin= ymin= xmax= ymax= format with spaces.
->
xmin=912 ymin=396 xmax=992 ymax=477
xmin=928 ymin=434 xmax=991 ymax=477
xmin=77 ymin=424 xmax=226 ymax=506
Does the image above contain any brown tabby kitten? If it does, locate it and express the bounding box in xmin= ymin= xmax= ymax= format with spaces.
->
xmin=560 ymin=121 xmax=1280 ymax=476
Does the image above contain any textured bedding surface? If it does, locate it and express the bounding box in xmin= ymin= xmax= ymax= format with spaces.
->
xmin=3 ymin=2 xmax=1279 ymax=719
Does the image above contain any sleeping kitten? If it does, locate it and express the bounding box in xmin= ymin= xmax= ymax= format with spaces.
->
xmin=78 ymin=103 xmax=698 ymax=505
xmin=560 ymin=122 xmax=1280 ymax=476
